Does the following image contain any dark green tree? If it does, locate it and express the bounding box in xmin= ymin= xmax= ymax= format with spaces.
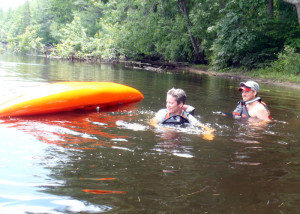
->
xmin=210 ymin=0 xmax=300 ymax=70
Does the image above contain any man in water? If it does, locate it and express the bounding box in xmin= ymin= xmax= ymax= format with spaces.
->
xmin=232 ymin=81 xmax=271 ymax=121
xmin=150 ymin=88 xmax=214 ymax=140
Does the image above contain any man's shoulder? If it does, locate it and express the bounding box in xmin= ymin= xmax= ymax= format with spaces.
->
xmin=255 ymin=101 xmax=268 ymax=110
xmin=249 ymin=101 xmax=269 ymax=117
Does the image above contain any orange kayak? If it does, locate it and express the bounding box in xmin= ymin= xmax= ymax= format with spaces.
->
xmin=0 ymin=82 xmax=144 ymax=117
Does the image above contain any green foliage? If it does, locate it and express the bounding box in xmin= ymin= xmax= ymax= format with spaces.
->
xmin=96 ymin=0 xmax=199 ymax=62
xmin=55 ymin=16 xmax=103 ymax=59
xmin=0 ymin=0 xmax=299 ymax=74
xmin=210 ymin=0 xmax=300 ymax=70
xmin=73 ymin=1 xmax=103 ymax=37
xmin=49 ymin=0 xmax=74 ymax=24
xmin=30 ymin=0 xmax=55 ymax=44
xmin=6 ymin=26 xmax=43 ymax=54
xmin=6 ymin=2 xmax=31 ymax=38
xmin=241 ymin=49 xmax=300 ymax=83
xmin=55 ymin=16 xmax=87 ymax=58
xmin=269 ymin=46 xmax=300 ymax=75
xmin=244 ymin=46 xmax=300 ymax=83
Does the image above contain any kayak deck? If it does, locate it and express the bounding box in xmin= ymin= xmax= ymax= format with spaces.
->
xmin=0 ymin=82 xmax=144 ymax=117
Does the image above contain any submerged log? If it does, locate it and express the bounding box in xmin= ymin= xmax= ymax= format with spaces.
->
xmin=122 ymin=60 xmax=188 ymax=72
xmin=141 ymin=60 xmax=187 ymax=68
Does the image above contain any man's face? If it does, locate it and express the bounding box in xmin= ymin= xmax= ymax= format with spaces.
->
xmin=166 ymin=95 xmax=183 ymax=115
xmin=241 ymin=88 xmax=257 ymax=102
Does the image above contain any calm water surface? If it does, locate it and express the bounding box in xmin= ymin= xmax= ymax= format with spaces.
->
xmin=0 ymin=54 xmax=300 ymax=214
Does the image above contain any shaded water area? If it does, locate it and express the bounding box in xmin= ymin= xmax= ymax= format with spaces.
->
xmin=0 ymin=54 xmax=300 ymax=213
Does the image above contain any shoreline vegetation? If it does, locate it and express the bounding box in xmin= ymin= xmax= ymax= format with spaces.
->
xmin=0 ymin=0 xmax=299 ymax=88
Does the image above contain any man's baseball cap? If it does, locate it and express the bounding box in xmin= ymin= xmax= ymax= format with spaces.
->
xmin=238 ymin=81 xmax=260 ymax=92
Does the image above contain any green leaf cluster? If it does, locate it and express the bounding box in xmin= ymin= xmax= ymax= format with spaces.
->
xmin=6 ymin=26 xmax=43 ymax=54
xmin=269 ymin=46 xmax=300 ymax=75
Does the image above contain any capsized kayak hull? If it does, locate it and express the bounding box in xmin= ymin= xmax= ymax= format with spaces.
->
xmin=0 ymin=82 xmax=144 ymax=117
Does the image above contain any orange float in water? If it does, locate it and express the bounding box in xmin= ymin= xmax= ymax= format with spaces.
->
xmin=82 ymin=189 xmax=126 ymax=194
xmin=0 ymin=82 xmax=144 ymax=117
xmin=80 ymin=178 xmax=116 ymax=180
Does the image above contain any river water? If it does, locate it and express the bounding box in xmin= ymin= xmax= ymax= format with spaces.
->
xmin=0 ymin=54 xmax=300 ymax=213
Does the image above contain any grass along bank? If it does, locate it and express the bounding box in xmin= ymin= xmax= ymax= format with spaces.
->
xmin=183 ymin=65 xmax=300 ymax=90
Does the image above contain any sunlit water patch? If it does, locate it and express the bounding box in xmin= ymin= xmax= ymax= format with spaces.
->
xmin=0 ymin=125 xmax=112 ymax=213
xmin=116 ymin=120 xmax=149 ymax=131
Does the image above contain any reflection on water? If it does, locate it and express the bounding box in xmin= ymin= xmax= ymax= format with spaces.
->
xmin=2 ymin=106 xmax=137 ymax=150
xmin=1 ymin=54 xmax=300 ymax=213
xmin=154 ymin=129 xmax=195 ymax=158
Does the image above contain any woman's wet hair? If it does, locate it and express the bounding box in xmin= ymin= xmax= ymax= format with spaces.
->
xmin=167 ymin=88 xmax=186 ymax=104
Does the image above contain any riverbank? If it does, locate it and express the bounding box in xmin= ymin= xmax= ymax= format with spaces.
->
xmin=178 ymin=66 xmax=300 ymax=90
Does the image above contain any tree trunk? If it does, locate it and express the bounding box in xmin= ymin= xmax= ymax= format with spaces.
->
xmin=267 ymin=0 xmax=274 ymax=17
xmin=283 ymin=0 xmax=300 ymax=25
xmin=178 ymin=0 xmax=205 ymax=63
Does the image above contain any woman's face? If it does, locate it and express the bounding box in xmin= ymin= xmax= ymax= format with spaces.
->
xmin=166 ymin=95 xmax=183 ymax=115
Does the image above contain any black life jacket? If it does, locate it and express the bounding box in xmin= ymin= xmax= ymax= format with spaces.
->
xmin=162 ymin=112 xmax=190 ymax=125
